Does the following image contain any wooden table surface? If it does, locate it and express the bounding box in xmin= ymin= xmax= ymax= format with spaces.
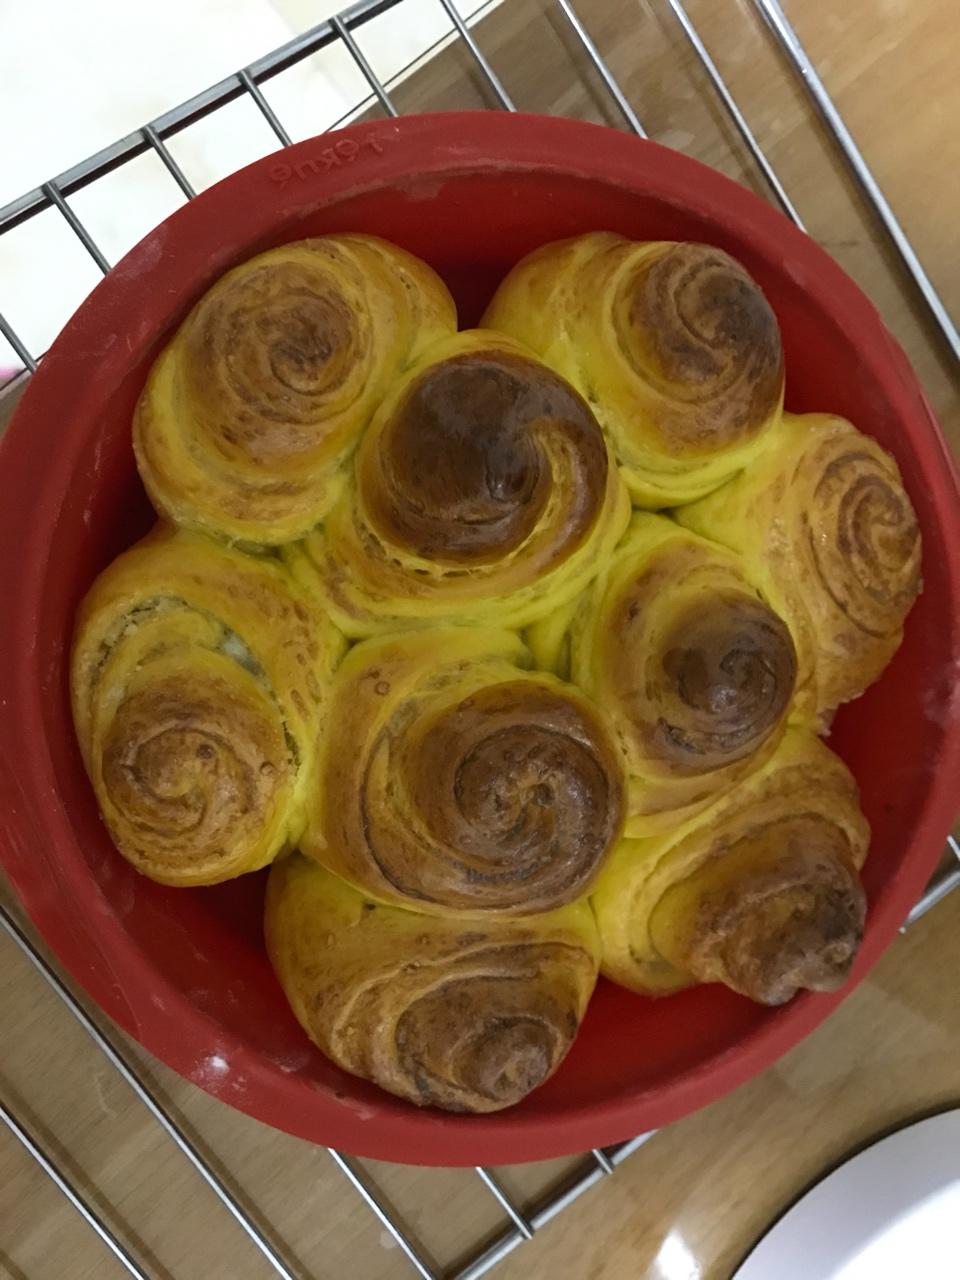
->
xmin=2 ymin=1 xmax=958 ymax=1278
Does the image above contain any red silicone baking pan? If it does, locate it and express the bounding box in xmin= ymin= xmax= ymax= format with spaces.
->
xmin=1 ymin=114 xmax=958 ymax=1167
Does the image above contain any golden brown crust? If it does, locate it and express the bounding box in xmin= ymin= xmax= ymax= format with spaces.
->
xmin=591 ymin=728 xmax=871 ymax=1003
xmin=265 ymin=856 xmax=600 ymax=1112
xmin=70 ymin=524 xmax=343 ymax=885
xmin=648 ymin=592 xmax=794 ymax=765
xmin=804 ymin=445 xmax=920 ymax=637
xmin=301 ymin=330 xmax=630 ymax=635
xmin=99 ymin=667 xmax=290 ymax=879
xmin=677 ymin=413 xmax=922 ymax=718
xmin=529 ymin=515 xmax=797 ymax=835
xmin=134 ymin=235 xmax=456 ymax=545
xmin=617 ymin=242 xmax=784 ymax=452
xmin=181 ymin=259 xmax=368 ymax=468
xmin=600 ymin=543 xmax=796 ymax=774
xmin=303 ymin=628 xmax=626 ymax=915
xmin=649 ymin=816 xmax=866 ymax=1004
xmin=360 ymin=349 xmax=607 ymax=563
xmin=481 ymin=233 xmax=785 ymax=505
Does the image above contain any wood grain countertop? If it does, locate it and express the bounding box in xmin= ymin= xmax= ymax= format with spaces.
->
xmin=1 ymin=1 xmax=958 ymax=1277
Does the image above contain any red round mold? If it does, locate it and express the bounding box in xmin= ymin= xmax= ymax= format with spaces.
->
xmin=0 ymin=113 xmax=957 ymax=1166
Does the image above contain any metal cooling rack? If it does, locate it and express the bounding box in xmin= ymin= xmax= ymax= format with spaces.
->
xmin=1 ymin=1 xmax=958 ymax=1276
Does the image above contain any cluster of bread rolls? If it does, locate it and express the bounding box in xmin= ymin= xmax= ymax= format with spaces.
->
xmin=72 ymin=231 xmax=920 ymax=1115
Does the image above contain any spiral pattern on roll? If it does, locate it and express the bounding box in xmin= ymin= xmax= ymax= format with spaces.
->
xmin=614 ymin=243 xmax=784 ymax=445
xmin=382 ymin=942 xmax=585 ymax=1108
xmin=650 ymin=593 xmax=793 ymax=760
xmin=71 ymin=525 xmax=342 ymax=885
xmin=481 ymin=232 xmax=785 ymax=506
xmin=677 ymin=413 xmax=922 ymax=718
xmin=805 ymin=444 xmax=921 ymax=638
xmin=591 ymin=728 xmax=870 ymax=1003
xmin=304 ymin=628 xmax=626 ymax=915
xmin=134 ymin=235 xmax=456 ymax=545
xmin=301 ymin=330 xmax=630 ymax=636
xmin=182 ymin=262 xmax=369 ymax=461
xmin=99 ymin=667 xmax=288 ymax=874
xmin=527 ymin=515 xmax=797 ymax=835
xmin=598 ymin=544 xmax=795 ymax=772
xmin=655 ymin=816 xmax=866 ymax=1005
xmin=266 ymin=855 xmax=600 ymax=1112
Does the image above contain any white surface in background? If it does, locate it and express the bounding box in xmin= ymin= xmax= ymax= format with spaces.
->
xmin=734 ymin=1108 xmax=960 ymax=1279
xmin=0 ymin=0 xmax=491 ymax=372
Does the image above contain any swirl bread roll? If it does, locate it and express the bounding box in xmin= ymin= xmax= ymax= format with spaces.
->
xmin=482 ymin=233 xmax=784 ymax=507
xmin=677 ymin=412 xmax=921 ymax=720
xmin=303 ymin=627 xmax=626 ymax=915
xmin=71 ymin=525 xmax=343 ymax=885
xmin=593 ymin=729 xmax=870 ymax=1005
xmin=265 ymin=855 xmax=600 ymax=1113
xmin=134 ymin=235 xmax=456 ymax=545
xmin=528 ymin=514 xmax=797 ymax=835
xmin=299 ymin=330 xmax=630 ymax=637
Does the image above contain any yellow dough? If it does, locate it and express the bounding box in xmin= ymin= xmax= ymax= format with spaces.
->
xmin=71 ymin=524 xmax=344 ymax=885
xmin=74 ymin=229 xmax=908 ymax=1058
xmin=297 ymin=329 xmax=630 ymax=636
xmin=303 ymin=627 xmax=626 ymax=915
xmin=677 ymin=412 xmax=922 ymax=721
xmin=265 ymin=855 xmax=600 ymax=1113
xmin=528 ymin=513 xmax=797 ymax=835
xmin=592 ymin=729 xmax=870 ymax=1005
xmin=134 ymin=235 xmax=456 ymax=545
xmin=482 ymin=232 xmax=784 ymax=507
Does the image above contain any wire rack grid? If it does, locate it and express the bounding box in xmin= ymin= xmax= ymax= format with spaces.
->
xmin=1 ymin=1 xmax=958 ymax=1277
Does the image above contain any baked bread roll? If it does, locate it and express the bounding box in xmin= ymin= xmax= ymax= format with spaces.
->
xmin=482 ymin=232 xmax=784 ymax=507
xmin=134 ymin=235 xmax=456 ymax=545
xmin=303 ymin=627 xmax=626 ymax=915
xmin=528 ymin=514 xmax=797 ymax=835
xmin=592 ymin=729 xmax=870 ymax=1005
xmin=298 ymin=329 xmax=629 ymax=636
xmin=677 ymin=412 xmax=922 ymax=720
xmin=71 ymin=525 xmax=343 ymax=885
xmin=265 ymin=855 xmax=600 ymax=1113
